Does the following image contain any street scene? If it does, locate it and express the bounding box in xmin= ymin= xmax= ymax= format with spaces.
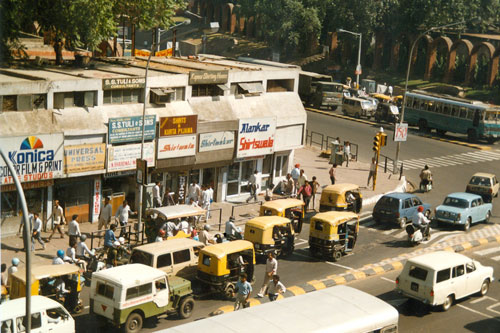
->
xmin=1 ymin=1 xmax=500 ymax=332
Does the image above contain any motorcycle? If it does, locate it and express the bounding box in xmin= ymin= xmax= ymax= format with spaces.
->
xmin=83 ymin=248 xmax=106 ymax=281
xmin=406 ymin=224 xmax=430 ymax=246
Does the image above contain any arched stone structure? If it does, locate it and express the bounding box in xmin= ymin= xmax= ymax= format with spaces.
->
xmin=424 ymin=36 xmax=452 ymax=80
xmin=444 ymin=39 xmax=473 ymax=83
xmin=214 ymin=3 xmax=222 ymax=25
xmin=465 ymin=41 xmax=496 ymax=85
xmin=206 ymin=2 xmax=214 ymax=22
xmin=246 ymin=16 xmax=255 ymax=38
xmin=372 ymin=32 xmax=385 ymax=70
xmin=390 ymin=33 xmax=411 ymax=72
xmin=491 ymin=48 xmax=500 ymax=86
xmin=221 ymin=3 xmax=235 ymax=33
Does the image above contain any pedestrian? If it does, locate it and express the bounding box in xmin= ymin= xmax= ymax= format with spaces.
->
xmin=201 ymin=185 xmax=211 ymax=220
xmin=104 ymin=224 xmax=118 ymax=249
xmin=66 ymin=238 xmax=84 ymax=270
xmin=233 ymin=273 xmax=252 ymax=311
xmin=297 ymin=169 xmax=307 ymax=198
xmin=162 ymin=187 xmax=175 ymax=206
xmin=31 ymin=212 xmax=45 ymax=251
xmin=153 ymin=181 xmax=162 ymax=208
xmin=344 ymin=141 xmax=351 ymax=167
xmin=68 ymin=214 xmax=81 ymax=245
xmin=246 ymin=170 xmax=260 ymax=203
xmin=265 ymin=183 xmax=274 ymax=201
xmin=187 ymin=181 xmax=201 ymax=204
xmin=298 ymin=180 xmax=313 ymax=211
xmin=48 ymin=200 xmax=65 ymax=241
xmin=257 ymin=252 xmax=278 ymax=298
xmin=346 ymin=191 xmax=357 ymax=213
xmin=311 ymin=176 xmax=320 ymax=211
xmin=367 ymin=157 xmax=376 ymax=187
xmin=267 ymin=275 xmax=286 ymax=301
xmin=98 ymin=196 xmax=112 ymax=230
xmin=199 ymin=224 xmax=215 ymax=245
xmin=178 ymin=219 xmax=191 ymax=234
xmin=115 ymin=200 xmax=133 ymax=238
xmin=291 ymin=164 xmax=300 ymax=195
xmin=388 ymin=85 xmax=393 ymax=97
xmin=18 ymin=212 xmax=33 ymax=251
xmin=329 ymin=164 xmax=337 ymax=185
xmin=285 ymin=173 xmax=294 ymax=196
xmin=162 ymin=219 xmax=178 ymax=237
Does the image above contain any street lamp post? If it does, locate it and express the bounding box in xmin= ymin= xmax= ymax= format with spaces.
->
xmin=393 ymin=21 xmax=465 ymax=173
xmin=337 ymin=29 xmax=362 ymax=88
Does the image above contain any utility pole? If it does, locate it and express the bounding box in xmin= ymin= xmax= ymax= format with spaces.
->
xmin=372 ymin=128 xmax=387 ymax=191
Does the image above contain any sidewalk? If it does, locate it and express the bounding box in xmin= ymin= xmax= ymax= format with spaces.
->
xmin=0 ymin=146 xmax=404 ymax=269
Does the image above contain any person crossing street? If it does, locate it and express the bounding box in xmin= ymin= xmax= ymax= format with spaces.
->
xmin=257 ymin=252 xmax=278 ymax=298
xmin=233 ymin=273 xmax=252 ymax=311
xmin=31 ymin=212 xmax=45 ymax=251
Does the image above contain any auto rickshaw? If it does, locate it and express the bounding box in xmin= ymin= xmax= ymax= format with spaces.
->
xmin=10 ymin=264 xmax=84 ymax=313
xmin=244 ymin=216 xmax=295 ymax=258
xmin=196 ymin=240 xmax=256 ymax=299
xmin=145 ymin=204 xmax=206 ymax=243
xmin=370 ymin=93 xmax=392 ymax=104
xmin=319 ymin=183 xmax=362 ymax=213
xmin=309 ymin=211 xmax=359 ymax=261
xmin=260 ymin=198 xmax=305 ymax=234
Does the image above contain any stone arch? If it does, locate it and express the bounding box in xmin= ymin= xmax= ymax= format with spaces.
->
xmin=424 ymin=36 xmax=452 ymax=80
xmin=445 ymin=39 xmax=473 ymax=83
xmin=411 ymin=35 xmax=432 ymax=76
xmin=465 ymin=41 xmax=496 ymax=86
xmin=492 ymin=48 xmax=500 ymax=86
xmin=221 ymin=3 xmax=235 ymax=33
xmin=391 ymin=33 xmax=411 ymax=72
xmin=206 ymin=2 xmax=214 ymax=22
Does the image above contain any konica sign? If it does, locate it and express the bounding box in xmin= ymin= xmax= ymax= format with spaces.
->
xmin=237 ymin=117 xmax=276 ymax=158
xmin=0 ymin=134 xmax=64 ymax=184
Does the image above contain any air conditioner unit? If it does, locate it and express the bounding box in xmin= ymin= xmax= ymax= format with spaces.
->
xmin=151 ymin=88 xmax=174 ymax=104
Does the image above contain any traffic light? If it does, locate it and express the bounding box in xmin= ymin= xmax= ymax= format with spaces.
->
xmin=380 ymin=132 xmax=387 ymax=147
xmin=373 ymin=134 xmax=381 ymax=152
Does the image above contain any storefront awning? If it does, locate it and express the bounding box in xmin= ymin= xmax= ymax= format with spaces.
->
xmin=238 ymin=82 xmax=264 ymax=94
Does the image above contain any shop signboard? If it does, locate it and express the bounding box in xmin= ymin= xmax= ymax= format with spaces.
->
xmin=199 ymin=131 xmax=235 ymax=152
xmin=102 ymin=77 xmax=145 ymax=90
xmin=64 ymin=143 xmax=106 ymax=174
xmin=157 ymin=135 xmax=196 ymax=159
xmin=108 ymin=115 xmax=156 ymax=143
xmin=188 ymin=70 xmax=228 ymax=85
xmin=159 ymin=115 xmax=197 ymax=137
xmin=0 ymin=134 xmax=64 ymax=185
xmin=236 ymin=117 xmax=276 ymax=158
xmin=92 ymin=178 xmax=102 ymax=222
xmin=107 ymin=142 xmax=155 ymax=172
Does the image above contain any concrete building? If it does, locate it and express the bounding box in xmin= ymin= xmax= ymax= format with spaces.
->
xmin=0 ymin=55 xmax=306 ymax=237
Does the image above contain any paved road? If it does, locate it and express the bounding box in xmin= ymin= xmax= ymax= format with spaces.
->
xmin=74 ymin=113 xmax=500 ymax=332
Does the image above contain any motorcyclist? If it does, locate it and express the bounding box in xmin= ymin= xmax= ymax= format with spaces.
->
xmin=419 ymin=165 xmax=433 ymax=192
xmin=53 ymin=250 xmax=66 ymax=265
xmin=412 ymin=206 xmax=430 ymax=239
xmin=225 ymin=216 xmax=241 ymax=240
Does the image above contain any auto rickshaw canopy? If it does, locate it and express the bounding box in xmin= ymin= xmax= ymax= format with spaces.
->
xmin=323 ymin=183 xmax=360 ymax=195
xmin=310 ymin=211 xmax=359 ymax=241
xmin=244 ymin=216 xmax=293 ymax=245
xmin=371 ymin=93 xmax=392 ymax=102
xmin=311 ymin=211 xmax=359 ymax=227
xmin=146 ymin=205 xmax=206 ymax=220
xmin=200 ymin=240 xmax=255 ymax=259
xmin=12 ymin=264 xmax=81 ymax=284
xmin=260 ymin=198 xmax=305 ymax=215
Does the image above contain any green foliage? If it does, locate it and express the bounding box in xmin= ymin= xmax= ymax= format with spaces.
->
xmin=0 ymin=0 xmax=28 ymax=63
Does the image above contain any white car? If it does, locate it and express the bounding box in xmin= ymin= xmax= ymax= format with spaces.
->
xmin=396 ymin=251 xmax=494 ymax=311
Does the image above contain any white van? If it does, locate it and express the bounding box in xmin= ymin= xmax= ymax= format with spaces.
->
xmin=396 ymin=251 xmax=494 ymax=311
xmin=0 ymin=295 xmax=75 ymax=333
xmin=129 ymin=238 xmax=204 ymax=279
xmin=342 ymin=96 xmax=375 ymax=119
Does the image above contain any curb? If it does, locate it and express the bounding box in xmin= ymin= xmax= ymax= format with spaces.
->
xmin=306 ymin=108 xmax=491 ymax=151
xmin=209 ymin=231 xmax=500 ymax=316
xmin=363 ymin=176 xmax=407 ymax=207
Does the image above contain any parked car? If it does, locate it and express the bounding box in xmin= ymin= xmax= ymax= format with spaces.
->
xmin=373 ymin=193 xmax=431 ymax=229
xmin=396 ymin=251 xmax=494 ymax=311
xmin=433 ymin=192 xmax=492 ymax=231
xmin=466 ymin=172 xmax=499 ymax=203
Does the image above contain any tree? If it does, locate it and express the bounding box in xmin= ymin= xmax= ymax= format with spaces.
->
xmin=0 ymin=0 xmax=30 ymax=63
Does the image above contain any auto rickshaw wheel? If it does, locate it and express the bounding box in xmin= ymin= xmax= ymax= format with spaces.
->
xmin=178 ymin=296 xmax=195 ymax=319
xmin=333 ymin=251 xmax=342 ymax=262
xmin=73 ymin=300 xmax=83 ymax=314
xmin=223 ymin=283 xmax=235 ymax=300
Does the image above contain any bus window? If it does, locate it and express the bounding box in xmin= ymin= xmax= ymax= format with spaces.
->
xmin=406 ymin=97 xmax=413 ymax=107
xmin=428 ymin=102 xmax=435 ymax=112
xmin=435 ymin=102 xmax=443 ymax=113
xmin=443 ymin=105 xmax=450 ymax=115
xmin=459 ymin=107 xmax=467 ymax=119
xmin=420 ymin=101 xmax=426 ymax=110
xmin=466 ymin=110 xmax=474 ymax=120
xmin=451 ymin=107 xmax=458 ymax=117
xmin=413 ymin=99 xmax=419 ymax=108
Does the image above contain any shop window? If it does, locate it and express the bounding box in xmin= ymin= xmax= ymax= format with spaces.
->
xmin=191 ymin=84 xmax=224 ymax=97
xmin=103 ymin=89 xmax=142 ymax=104
xmin=54 ymin=91 xmax=96 ymax=108
xmin=1 ymin=94 xmax=46 ymax=112
xmin=267 ymin=79 xmax=294 ymax=92
xmin=1 ymin=191 xmax=18 ymax=218
xmin=274 ymin=155 xmax=288 ymax=178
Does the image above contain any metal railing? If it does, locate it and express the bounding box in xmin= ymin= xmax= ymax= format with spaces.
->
xmin=206 ymin=208 xmax=223 ymax=231
xmin=89 ymin=224 xmax=145 ymax=250
xmin=230 ymin=201 xmax=263 ymax=222
xmin=305 ymin=130 xmax=359 ymax=161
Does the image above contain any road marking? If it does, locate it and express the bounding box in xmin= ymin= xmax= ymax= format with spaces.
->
xmin=380 ymin=277 xmax=395 ymax=283
xmin=456 ymin=304 xmax=500 ymax=322
xmin=474 ymin=246 xmax=500 ymax=256
xmin=382 ymin=229 xmax=397 ymax=235
xmin=491 ymin=255 xmax=500 ymax=261
xmin=470 ymin=295 xmax=498 ymax=304
xmin=324 ymin=261 xmax=354 ymax=270
xmin=295 ymin=239 xmax=308 ymax=246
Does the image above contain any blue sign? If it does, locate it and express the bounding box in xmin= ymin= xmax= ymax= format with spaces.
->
xmin=109 ymin=115 xmax=156 ymax=143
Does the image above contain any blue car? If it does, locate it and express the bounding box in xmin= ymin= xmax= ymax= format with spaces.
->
xmin=373 ymin=193 xmax=431 ymax=229
xmin=434 ymin=192 xmax=493 ymax=231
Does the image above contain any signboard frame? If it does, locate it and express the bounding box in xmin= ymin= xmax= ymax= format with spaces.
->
xmin=108 ymin=115 xmax=156 ymax=144
xmin=157 ymin=135 xmax=197 ymax=159
xmin=64 ymin=143 xmax=106 ymax=174
xmin=236 ymin=117 xmax=276 ymax=158
xmin=198 ymin=131 xmax=235 ymax=152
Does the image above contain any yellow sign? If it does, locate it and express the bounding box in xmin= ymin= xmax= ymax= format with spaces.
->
xmin=135 ymin=49 xmax=150 ymax=57
xmin=64 ymin=143 xmax=106 ymax=174
xmin=156 ymin=48 xmax=173 ymax=57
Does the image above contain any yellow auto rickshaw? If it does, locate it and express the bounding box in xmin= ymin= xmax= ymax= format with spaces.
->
xmin=10 ymin=264 xmax=84 ymax=313
xmin=371 ymin=93 xmax=392 ymax=104
xmin=319 ymin=183 xmax=362 ymax=213
xmin=196 ymin=240 xmax=256 ymax=299
xmin=260 ymin=198 xmax=305 ymax=234
xmin=244 ymin=216 xmax=295 ymax=258
xmin=309 ymin=211 xmax=359 ymax=261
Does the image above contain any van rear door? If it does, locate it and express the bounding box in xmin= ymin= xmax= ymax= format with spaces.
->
xmin=400 ymin=263 xmax=432 ymax=301
xmin=91 ymin=280 xmax=117 ymax=320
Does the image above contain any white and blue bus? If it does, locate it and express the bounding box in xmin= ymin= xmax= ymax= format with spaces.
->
xmin=404 ymin=90 xmax=500 ymax=143
xmin=163 ymin=285 xmax=399 ymax=333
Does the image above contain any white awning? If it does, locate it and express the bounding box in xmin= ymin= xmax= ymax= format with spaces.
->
xmin=238 ymin=82 xmax=264 ymax=94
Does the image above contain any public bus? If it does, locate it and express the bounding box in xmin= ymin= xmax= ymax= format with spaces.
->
xmin=163 ymin=285 xmax=399 ymax=333
xmin=403 ymin=90 xmax=500 ymax=143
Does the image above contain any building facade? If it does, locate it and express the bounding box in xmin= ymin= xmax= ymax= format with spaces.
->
xmin=0 ymin=55 xmax=306 ymax=237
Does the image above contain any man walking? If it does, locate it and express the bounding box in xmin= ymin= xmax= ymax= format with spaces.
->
xmin=291 ymin=164 xmax=300 ymax=195
xmin=267 ymin=275 xmax=286 ymax=301
xmin=285 ymin=173 xmax=294 ymax=196
xmin=68 ymin=214 xmax=81 ymax=245
xmin=153 ymin=181 xmax=162 ymax=208
xmin=98 ymin=197 xmax=112 ymax=231
xmin=257 ymin=252 xmax=278 ymax=298
xmin=298 ymin=180 xmax=313 ymax=211
xmin=31 ymin=212 xmax=45 ymax=251
xmin=187 ymin=181 xmax=201 ymax=204
xmin=367 ymin=157 xmax=376 ymax=187
xmin=48 ymin=200 xmax=65 ymax=241
xmin=329 ymin=164 xmax=337 ymax=185
xmin=311 ymin=176 xmax=320 ymax=211
xmin=233 ymin=273 xmax=252 ymax=311
xmin=115 ymin=200 xmax=133 ymax=238
xmin=246 ymin=170 xmax=260 ymax=203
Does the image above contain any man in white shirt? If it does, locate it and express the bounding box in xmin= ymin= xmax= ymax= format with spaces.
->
xmin=225 ymin=216 xmax=239 ymax=240
xmin=267 ymin=275 xmax=286 ymax=301
xmin=257 ymin=252 xmax=278 ymax=297
xmin=31 ymin=212 xmax=45 ymax=251
xmin=48 ymin=200 xmax=65 ymax=241
xmin=201 ymin=185 xmax=211 ymax=220
xmin=153 ymin=181 xmax=162 ymax=208
xmin=98 ymin=196 xmax=112 ymax=231
xmin=68 ymin=214 xmax=81 ymax=245
xmin=187 ymin=181 xmax=201 ymax=204
xmin=76 ymin=235 xmax=94 ymax=259
xmin=246 ymin=170 xmax=260 ymax=203
xmin=178 ymin=219 xmax=191 ymax=234
xmin=199 ymin=225 xmax=215 ymax=245
xmin=115 ymin=200 xmax=134 ymax=237
xmin=163 ymin=221 xmax=178 ymax=237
